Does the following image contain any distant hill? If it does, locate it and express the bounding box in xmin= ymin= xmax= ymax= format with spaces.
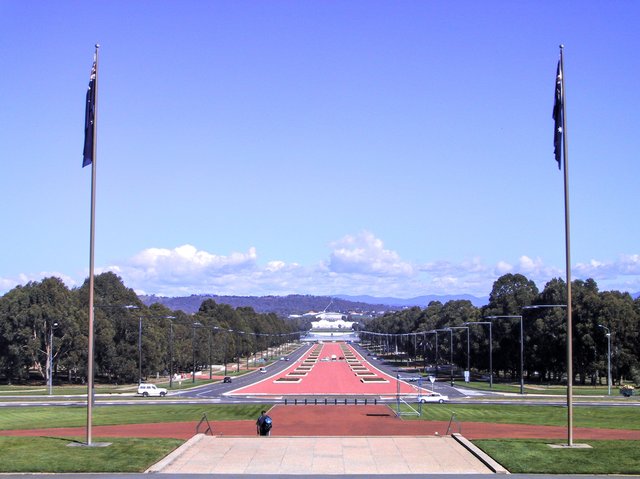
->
xmin=139 ymin=292 xmax=488 ymax=316
xmin=335 ymin=294 xmax=488 ymax=308
xmin=139 ymin=294 xmax=397 ymax=316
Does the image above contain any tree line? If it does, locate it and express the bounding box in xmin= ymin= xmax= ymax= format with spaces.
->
xmin=0 ymin=272 xmax=301 ymax=384
xmin=362 ymin=274 xmax=640 ymax=386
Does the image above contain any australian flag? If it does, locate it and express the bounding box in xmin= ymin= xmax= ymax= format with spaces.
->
xmin=82 ymin=60 xmax=96 ymax=167
xmin=552 ymin=60 xmax=563 ymax=170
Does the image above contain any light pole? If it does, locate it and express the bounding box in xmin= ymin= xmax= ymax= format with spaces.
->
xmin=521 ymin=304 xmax=570 ymax=444
xmin=486 ymin=315 xmax=524 ymax=394
xmin=48 ymin=320 xmax=59 ymax=395
xmin=431 ymin=330 xmax=440 ymax=378
xmin=165 ymin=316 xmax=175 ymax=388
xmin=138 ymin=315 xmax=142 ymax=383
xmin=223 ymin=332 xmax=228 ymax=377
xmin=234 ymin=330 xmax=242 ymax=372
xmin=598 ymin=324 xmax=611 ymax=395
xmin=435 ymin=329 xmax=453 ymax=385
xmin=421 ymin=330 xmax=436 ymax=371
xmin=465 ymin=321 xmax=493 ymax=388
xmin=124 ymin=305 xmax=142 ymax=385
xmin=99 ymin=304 xmax=143 ymax=385
xmin=192 ymin=322 xmax=202 ymax=383
xmin=449 ymin=326 xmax=470 ymax=381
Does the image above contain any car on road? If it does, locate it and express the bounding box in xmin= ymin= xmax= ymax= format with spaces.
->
xmin=223 ymin=376 xmax=232 ymax=383
xmin=137 ymin=383 xmax=167 ymax=397
xmin=402 ymin=376 xmax=420 ymax=382
xmin=417 ymin=392 xmax=448 ymax=403
xmin=259 ymin=367 xmax=267 ymax=373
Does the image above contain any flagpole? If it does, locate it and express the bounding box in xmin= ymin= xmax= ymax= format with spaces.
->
xmin=86 ymin=43 xmax=99 ymax=446
xmin=559 ymin=44 xmax=574 ymax=447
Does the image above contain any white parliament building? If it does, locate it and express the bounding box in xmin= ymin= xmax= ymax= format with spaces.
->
xmin=310 ymin=311 xmax=355 ymax=330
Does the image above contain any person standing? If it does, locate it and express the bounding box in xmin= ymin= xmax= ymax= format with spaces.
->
xmin=256 ymin=410 xmax=272 ymax=436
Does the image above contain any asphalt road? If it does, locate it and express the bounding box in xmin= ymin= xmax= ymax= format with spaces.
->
xmin=1 ymin=341 xmax=637 ymax=408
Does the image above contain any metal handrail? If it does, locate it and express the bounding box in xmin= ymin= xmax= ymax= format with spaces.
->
xmin=446 ymin=413 xmax=461 ymax=435
xmin=196 ymin=413 xmax=213 ymax=436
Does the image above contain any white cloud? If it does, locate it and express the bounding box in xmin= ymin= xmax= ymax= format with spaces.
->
xmin=2 ymin=237 xmax=640 ymax=298
xmin=101 ymin=244 xmax=259 ymax=296
xmin=574 ymin=254 xmax=640 ymax=280
xmin=495 ymin=261 xmax=513 ymax=274
xmin=326 ymin=231 xmax=414 ymax=276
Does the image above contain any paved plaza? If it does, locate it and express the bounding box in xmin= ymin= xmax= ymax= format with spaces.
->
xmin=147 ymin=434 xmax=503 ymax=475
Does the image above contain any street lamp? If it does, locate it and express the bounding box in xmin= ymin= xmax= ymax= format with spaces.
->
xmin=435 ymin=329 xmax=453 ymax=385
xmin=420 ymin=330 xmax=436 ymax=372
xmin=486 ymin=315 xmax=524 ymax=394
xmin=598 ymin=325 xmax=611 ymax=395
xmin=223 ymin=331 xmax=228 ymax=377
xmin=449 ymin=326 xmax=470 ymax=381
xmin=48 ymin=320 xmax=59 ymax=395
xmin=124 ymin=305 xmax=142 ymax=385
xmin=465 ymin=321 xmax=493 ymax=388
xmin=97 ymin=304 xmax=143 ymax=385
xmin=192 ymin=322 xmax=202 ymax=383
xmin=521 ymin=304 xmax=571 ymax=445
xmin=165 ymin=316 xmax=175 ymax=388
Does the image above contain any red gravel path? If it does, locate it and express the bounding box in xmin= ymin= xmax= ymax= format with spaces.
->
xmin=3 ymin=405 xmax=639 ymax=441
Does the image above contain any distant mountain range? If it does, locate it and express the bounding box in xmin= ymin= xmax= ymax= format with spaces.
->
xmin=139 ymin=293 xmax=488 ymax=316
xmin=335 ymin=294 xmax=488 ymax=308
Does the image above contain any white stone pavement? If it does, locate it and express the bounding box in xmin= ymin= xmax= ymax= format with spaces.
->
xmin=148 ymin=434 xmax=505 ymax=475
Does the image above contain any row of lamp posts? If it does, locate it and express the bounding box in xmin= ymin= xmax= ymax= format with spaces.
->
xmin=361 ymin=303 xmax=614 ymax=398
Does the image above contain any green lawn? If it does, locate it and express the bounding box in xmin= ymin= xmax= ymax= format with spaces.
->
xmin=0 ymin=404 xmax=267 ymax=473
xmin=0 ymin=384 xmax=136 ymax=396
xmin=0 ymin=404 xmax=269 ymax=430
xmin=400 ymin=403 xmax=640 ymax=429
xmin=1 ymin=403 xmax=639 ymax=473
xmin=0 ymin=436 xmax=182 ymax=473
xmin=474 ymin=439 xmax=640 ymax=474
xmin=461 ymin=380 xmax=631 ymax=396
xmin=0 ymin=374 xmax=246 ymax=396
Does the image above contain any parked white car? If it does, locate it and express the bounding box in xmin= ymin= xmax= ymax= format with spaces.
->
xmin=417 ymin=392 xmax=448 ymax=403
xmin=137 ymin=383 xmax=168 ymax=397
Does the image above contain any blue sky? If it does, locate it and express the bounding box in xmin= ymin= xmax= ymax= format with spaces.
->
xmin=1 ymin=1 xmax=639 ymax=299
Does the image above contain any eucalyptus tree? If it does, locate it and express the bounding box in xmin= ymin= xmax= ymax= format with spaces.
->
xmin=76 ymin=272 xmax=145 ymax=383
xmin=484 ymin=274 xmax=538 ymax=380
xmin=596 ymin=289 xmax=639 ymax=384
xmin=0 ymin=277 xmax=82 ymax=383
xmin=530 ymin=278 xmax=568 ymax=382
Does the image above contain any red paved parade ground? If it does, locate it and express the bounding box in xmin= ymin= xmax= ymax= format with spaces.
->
xmin=4 ymin=405 xmax=640 ymax=441
xmin=228 ymin=342 xmax=422 ymax=397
